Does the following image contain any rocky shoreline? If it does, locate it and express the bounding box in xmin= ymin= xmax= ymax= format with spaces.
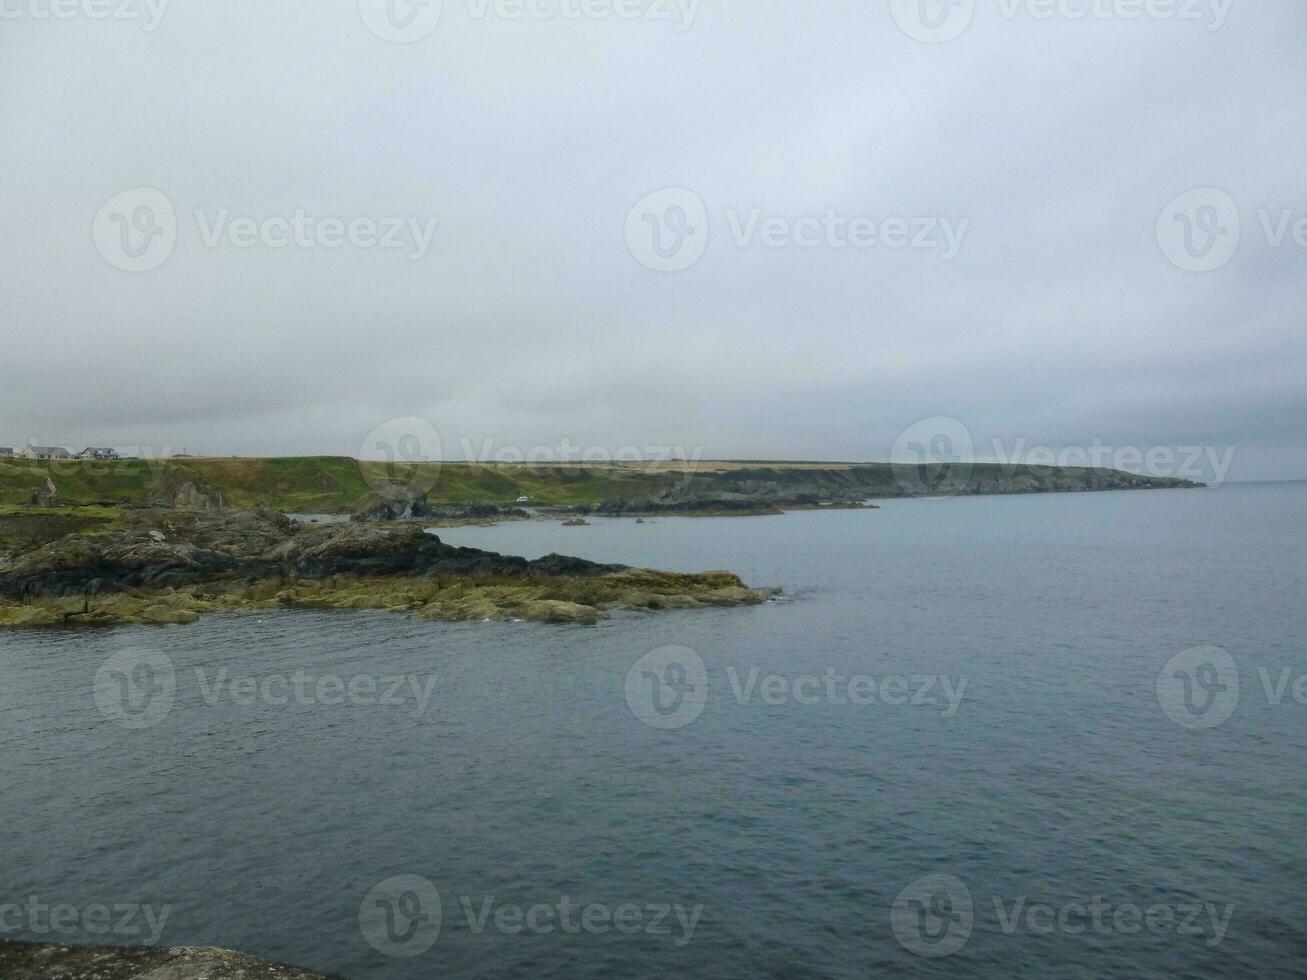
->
xmin=0 ymin=940 xmax=338 ymax=979
xmin=0 ymin=508 xmax=773 ymax=627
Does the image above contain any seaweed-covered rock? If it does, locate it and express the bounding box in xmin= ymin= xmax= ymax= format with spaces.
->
xmin=0 ymin=940 xmax=339 ymax=979
xmin=0 ymin=508 xmax=773 ymax=627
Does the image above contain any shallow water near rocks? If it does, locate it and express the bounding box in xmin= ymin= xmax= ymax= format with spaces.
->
xmin=3 ymin=484 xmax=1306 ymax=978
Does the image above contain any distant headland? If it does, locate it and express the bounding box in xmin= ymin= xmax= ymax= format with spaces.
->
xmin=0 ymin=455 xmax=1202 ymax=516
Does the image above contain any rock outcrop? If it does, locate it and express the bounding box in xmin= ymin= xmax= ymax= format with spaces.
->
xmin=148 ymin=470 xmax=226 ymax=510
xmin=0 ymin=508 xmax=773 ymax=627
xmin=351 ymin=490 xmax=528 ymax=523
xmin=0 ymin=940 xmax=338 ymax=979
xmin=29 ymin=476 xmax=60 ymax=508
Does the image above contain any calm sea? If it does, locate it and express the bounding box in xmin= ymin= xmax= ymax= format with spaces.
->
xmin=2 ymin=483 xmax=1305 ymax=978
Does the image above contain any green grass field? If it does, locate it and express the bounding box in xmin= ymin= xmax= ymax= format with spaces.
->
xmin=0 ymin=455 xmax=1188 ymax=514
xmin=0 ymin=456 xmax=678 ymax=511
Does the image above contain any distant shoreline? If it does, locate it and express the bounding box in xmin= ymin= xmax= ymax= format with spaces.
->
xmin=0 ymin=456 xmax=1203 ymax=517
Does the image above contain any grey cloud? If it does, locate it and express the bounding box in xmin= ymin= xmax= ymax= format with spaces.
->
xmin=0 ymin=1 xmax=1303 ymax=478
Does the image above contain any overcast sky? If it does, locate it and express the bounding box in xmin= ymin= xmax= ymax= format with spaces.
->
xmin=1 ymin=0 xmax=1304 ymax=480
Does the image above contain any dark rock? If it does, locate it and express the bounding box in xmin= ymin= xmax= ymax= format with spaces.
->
xmin=148 ymin=470 xmax=226 ymax=510
xmin=0 ymin=939 xmax=340 ymax=979
xmin=352 ymin=490 xmax=529 ymax=523
xmin=30 ymin=476 xmax=59 ymax=508
xmin=0 ymin=508 xmax=624 ymax=600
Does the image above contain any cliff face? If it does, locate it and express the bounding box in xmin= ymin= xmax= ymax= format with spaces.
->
xmin=583 ymin=463 xmax=1201 ymax=514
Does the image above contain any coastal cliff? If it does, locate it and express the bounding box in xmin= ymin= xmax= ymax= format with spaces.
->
xmin=0 ymin=457 xmax=1202 ymax=515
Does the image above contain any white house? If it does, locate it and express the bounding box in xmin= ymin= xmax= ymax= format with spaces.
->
xmin=21 ymin=445 xmax=71 ymax=460
xmin=75 ymin=447 xmax=119 ymax=460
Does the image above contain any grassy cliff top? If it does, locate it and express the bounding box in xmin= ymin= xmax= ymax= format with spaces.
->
xmin=0 ymin=456 xmax=678 ymax=511
xmin=0 ymin=455 xmax=1198 ymax=513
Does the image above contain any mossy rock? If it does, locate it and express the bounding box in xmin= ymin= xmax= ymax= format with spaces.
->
xmin=0 ymin=604 xmax=64 ymax=627
xmin=519 ymin=599 xmax=605 ymax=624
xmin=140 ymin=605 xmax=200 ymax=625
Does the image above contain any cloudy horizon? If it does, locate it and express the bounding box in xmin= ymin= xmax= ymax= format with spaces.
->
xmin=2 ymin=0 xmax=1304 ymax=481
